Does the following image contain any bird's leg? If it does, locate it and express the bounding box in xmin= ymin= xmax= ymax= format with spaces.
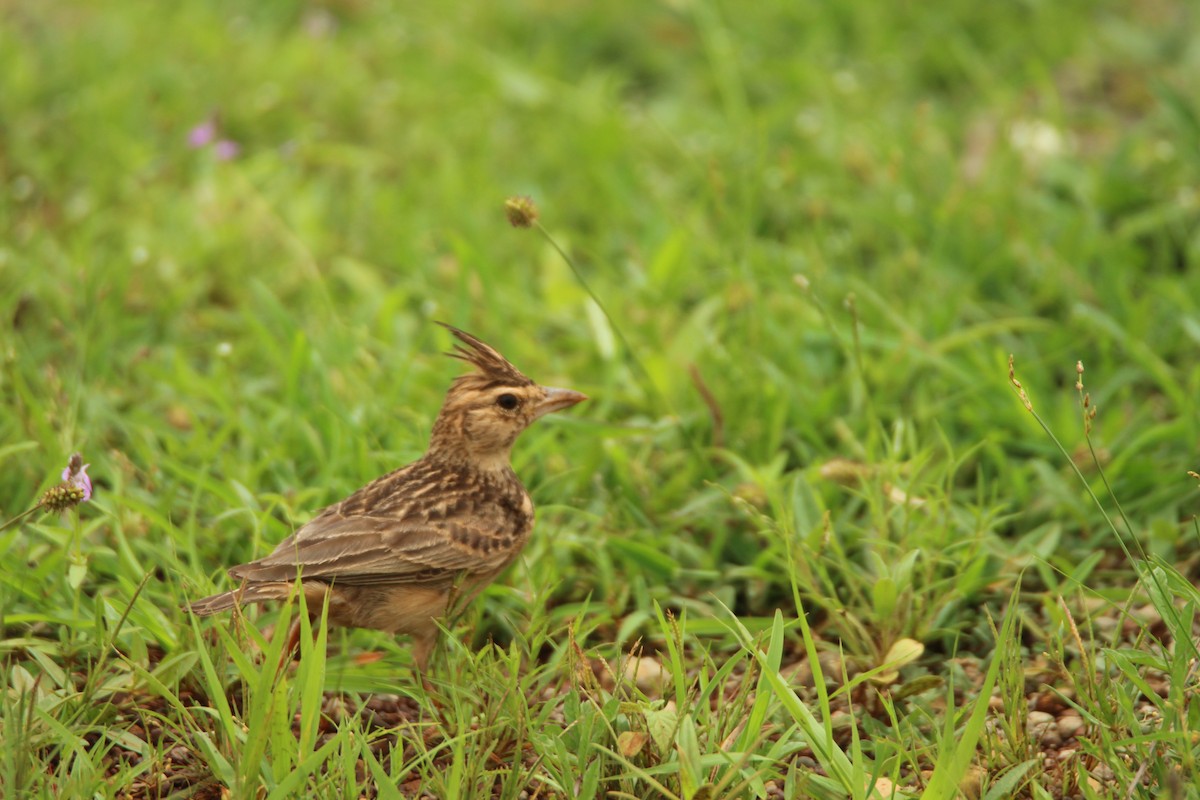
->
xmin=274 ymin=614 xmax=321 ymax=676
xmin=275 ymin=616 xmax=304 ymax=674
xmin=411 ymin=632 xmax=441 ymax=705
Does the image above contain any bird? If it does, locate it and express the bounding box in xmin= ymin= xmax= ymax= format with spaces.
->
xmin=188 ymin=323 xmax=587 ymax=671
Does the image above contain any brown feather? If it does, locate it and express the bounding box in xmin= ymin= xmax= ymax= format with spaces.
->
xmin=438 ymin=322 xmax=535 ymax=389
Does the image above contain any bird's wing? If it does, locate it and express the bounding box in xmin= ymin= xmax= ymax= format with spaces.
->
xmin=226 ymin=458 xmax=531 ymax=586
xmin=229 ymin=511 xmax=521 ymax=586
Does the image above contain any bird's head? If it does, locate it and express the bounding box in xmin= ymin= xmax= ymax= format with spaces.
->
xmin=428 ymin=324 xmax=587 ymax=469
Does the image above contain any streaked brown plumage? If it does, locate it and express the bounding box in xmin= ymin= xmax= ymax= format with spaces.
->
xmin=188 ymin=324 xmax=586 ymax=670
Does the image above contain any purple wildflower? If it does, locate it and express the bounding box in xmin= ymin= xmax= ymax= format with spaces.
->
xmin=40 ymin=453 xmax=92 ymax=512
xmin=213 ymin=139 xmax=241 ymax=161
xmin=188 ymin=120 xmax=217 ymax=149
xmin=62 ymin=453 xmax=92 ymax=502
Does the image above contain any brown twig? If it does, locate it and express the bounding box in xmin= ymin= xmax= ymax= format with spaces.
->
xmin=688 ymin=364 xmax=725 ymax=449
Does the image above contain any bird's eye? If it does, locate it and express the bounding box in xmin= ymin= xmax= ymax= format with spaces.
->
xmin=496 ymin=393 xmax=520 ymax=410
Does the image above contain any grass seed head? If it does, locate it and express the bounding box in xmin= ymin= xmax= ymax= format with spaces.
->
xmin=1008 ymin=354 xmax=1033 ymax=412
xmin=40 ymin=484 xmax=87 ymax=512
xmin=504 ymin=195 xmax=538 ymax=228
xmin=1075 ymin=362 xmax=1096 ymax=434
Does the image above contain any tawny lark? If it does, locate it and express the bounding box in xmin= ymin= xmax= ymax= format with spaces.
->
xmin=189 ymin=324 xmax=586 ymax=669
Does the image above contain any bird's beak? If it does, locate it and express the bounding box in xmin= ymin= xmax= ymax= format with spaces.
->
xmin=534 ymin=386 xmax=588 ymax=419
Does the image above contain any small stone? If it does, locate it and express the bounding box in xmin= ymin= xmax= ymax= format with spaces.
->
xmin=869 ymin=776 xmax=896 ymax=798
xmin=1032 ymin=692 xmax=1066 ymax=713
xmin=819 ymin=651 xmax=847 ymax=681
xmin=1027 ymin=710 xmax=1058 ymax=745
xmin=623 ymin=656 xmax=667 ymax=695
xmin=322 ymin=695 xmax=348 ymax=720
xmin=830 ymin=711 xmax=855 ymax=731
xmin=166 ymin=404 xmax=192 ymax=430
xmin=788 ymin=652 xmax=846 ymax=687
xmin=787 ymin=660 xmax=815 ymax=686
xmin=958 ymin=766 xmax=985 ymax=800
xmin=1130 ymin=604 xmax=1163 ymax=627
xmin=1039 ymin=729 xmax=1062 ymax=747
xmin=1057 ymin=715 xmax=1085 ymax=739
xmin=1026 ymin=710 xmax=1054 ymax=727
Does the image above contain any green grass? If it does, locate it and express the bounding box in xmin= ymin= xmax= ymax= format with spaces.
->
xmin=2 ymin=0 xmax=1199 ymax=797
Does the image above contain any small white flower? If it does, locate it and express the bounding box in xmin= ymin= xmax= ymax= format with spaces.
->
xmin=1009 ymin=119 xmax=1065 ymax=163
xmin=794 ymin=108 xmax=821 ymax=136
xmin=833 ymin=70 xmax=859 ymax=93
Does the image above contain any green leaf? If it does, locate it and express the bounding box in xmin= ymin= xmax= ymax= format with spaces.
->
xmin=360 ymin=738 xmax=406 ymax=800
xmin=871 ymin=576 xmax=898 ymax=620
xmin=676 ymin=714 xmax=705 ymax=800
xmin=646 ymin=703 xmax=679 ymax=754
xmin=982 ymin=758 xmax=1039 ymax=800
xmin=67 ymin=560 xmax=87 ymax=590
xmin=608 ymin=539 xmax=680 ymax=579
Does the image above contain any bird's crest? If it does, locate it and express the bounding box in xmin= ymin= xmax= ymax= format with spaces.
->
xmin=438 ymin=323 xmax=534 ymax=388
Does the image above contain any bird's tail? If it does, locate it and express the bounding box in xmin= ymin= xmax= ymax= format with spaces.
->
xmin=186 ymin=583 xmax=292 ymax=616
